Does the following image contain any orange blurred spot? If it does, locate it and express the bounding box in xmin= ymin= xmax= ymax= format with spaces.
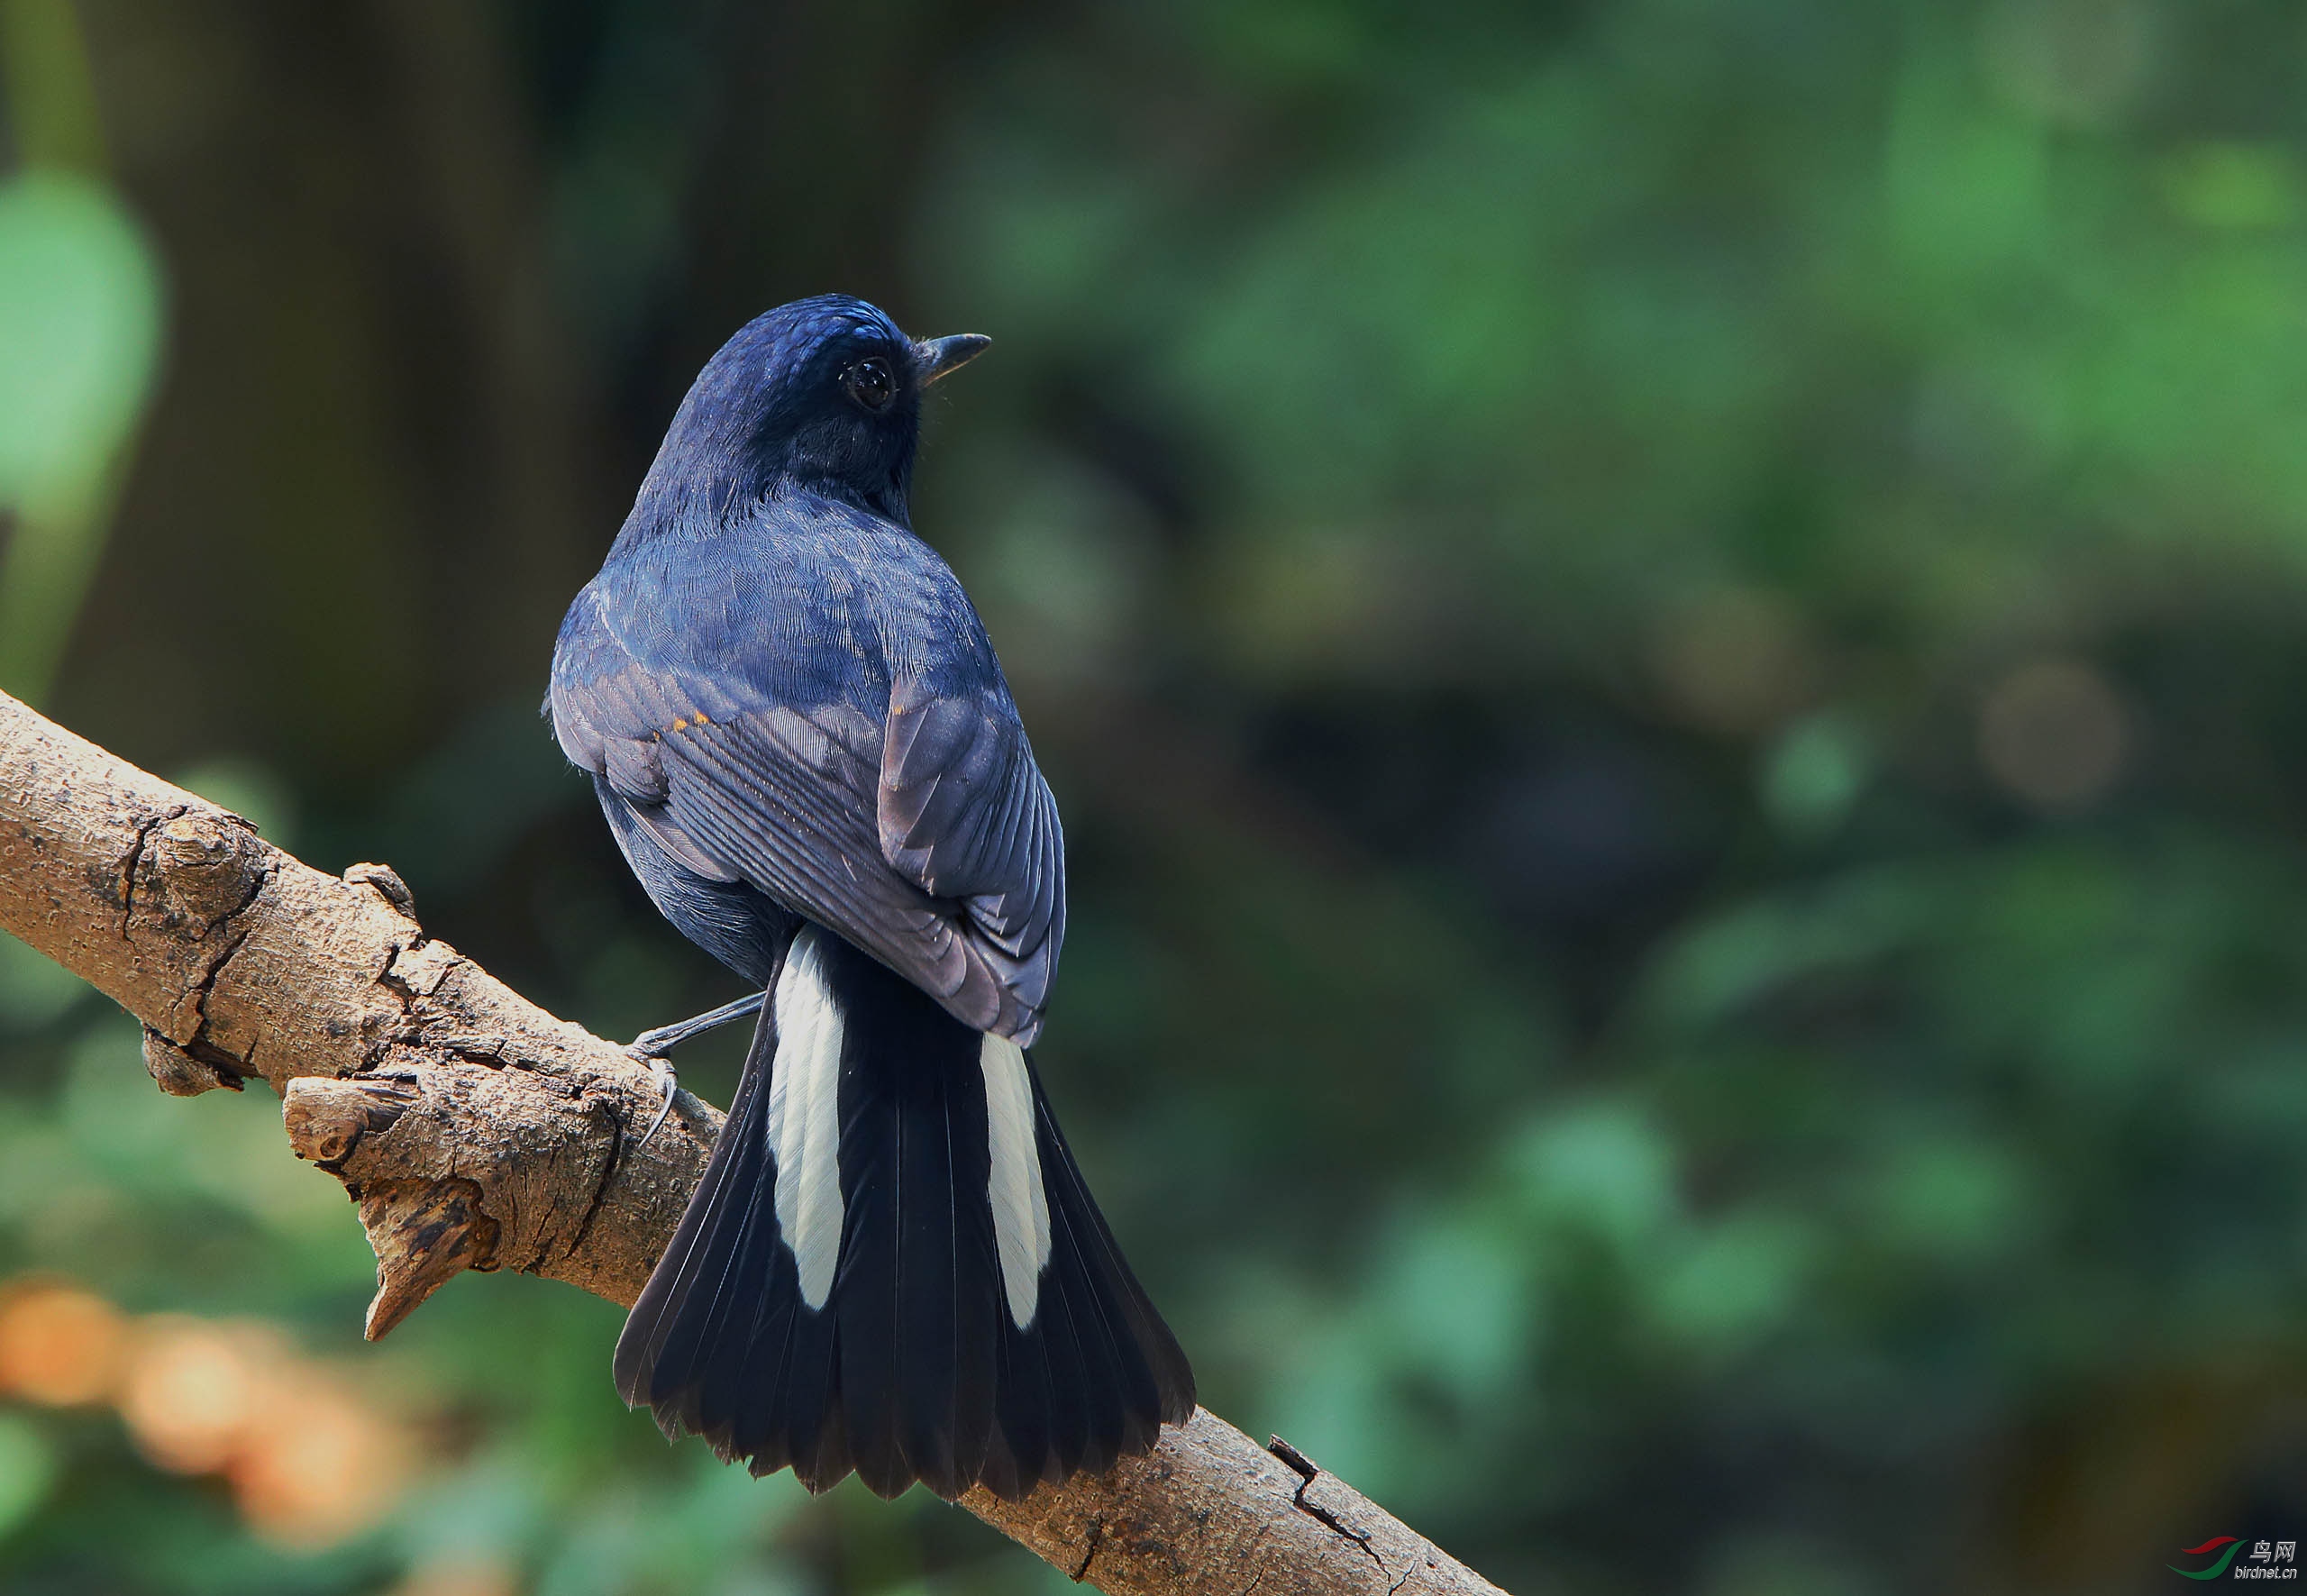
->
xmin=0 ymin=1279 xmax=129 ymax=1406
xmin=229 ymin=1365 xmax=412 ymax=1550
xmin=0 ymin=1274 xmax=424 ymax=1553
xmin=116 ymin=1316 xmax=268 ymax=1474
xmin=116 ymin=1314 xmax=415 ymax=1548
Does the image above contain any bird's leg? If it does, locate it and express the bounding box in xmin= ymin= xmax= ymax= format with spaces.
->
xmin=625 ymin=991 xmax=767 ymax=1144
xmin=626 ymin=991 xmax=766 ymax=1059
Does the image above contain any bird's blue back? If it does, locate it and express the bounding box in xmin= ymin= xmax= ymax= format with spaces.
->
xmin=566 ymin=489 xmax=1014 ymax=727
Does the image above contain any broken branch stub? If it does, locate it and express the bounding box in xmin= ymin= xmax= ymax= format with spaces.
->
xmin=358 ymin=1177 xmax=498 ymax=1339
xmin=282 ymin=1073 xmax=503 ymax=1337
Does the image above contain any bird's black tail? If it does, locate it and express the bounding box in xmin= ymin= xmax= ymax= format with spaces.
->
xmin=613 ymin=926 xmax=1194 ymax=1500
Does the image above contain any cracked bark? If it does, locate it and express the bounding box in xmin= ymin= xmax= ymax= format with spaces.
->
xmin=0 ymin=689 xmax=1512 ymax=1596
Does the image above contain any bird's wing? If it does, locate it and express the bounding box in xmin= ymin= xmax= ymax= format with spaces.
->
xmin=551 ymin=588 xmax=1062 ymax=1042
xmin=880 ymin=674 xmax=1066 ymax=1008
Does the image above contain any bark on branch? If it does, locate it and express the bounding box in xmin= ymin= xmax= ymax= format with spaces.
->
xmin=0 ymin=689 xmax=1509 ymax=1596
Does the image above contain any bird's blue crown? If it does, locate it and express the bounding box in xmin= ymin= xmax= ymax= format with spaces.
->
xmin=631 ymin=295 xmax=926 ymax=534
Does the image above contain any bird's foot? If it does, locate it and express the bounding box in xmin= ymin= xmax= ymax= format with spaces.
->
xmin=625 ymin=991 xmax=768 ymax=1145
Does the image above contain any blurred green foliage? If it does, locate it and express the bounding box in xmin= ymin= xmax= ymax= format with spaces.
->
xmin=0 ymin=0 xmax=158 ymax=703
xmin=5 ymin=1 xmax=2307 ymax=1593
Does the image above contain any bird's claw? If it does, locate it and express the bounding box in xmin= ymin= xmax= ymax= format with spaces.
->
xmin=637 ymin=1055 xmax=678 ymax=1145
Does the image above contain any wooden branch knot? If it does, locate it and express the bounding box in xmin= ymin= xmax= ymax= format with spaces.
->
xmin=342 ymin=862 xmax=418 ymax=919
xmin=139 ymin=810 xmax=266 ymax=933
xmin=141 ymin=1025 xmax=245 ymax=1097
xmin=282 ymin=1074 xmax=418 ymax=1164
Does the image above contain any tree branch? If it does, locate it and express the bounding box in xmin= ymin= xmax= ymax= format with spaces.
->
xmin=0 ymin=689 xmax=1509 ymax=1596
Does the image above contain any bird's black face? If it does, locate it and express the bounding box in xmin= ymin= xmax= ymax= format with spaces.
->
xmin=769 ymin=319 xmax=922 ymax=518
xmin=677 ymin=296 xmax=990 ymax=525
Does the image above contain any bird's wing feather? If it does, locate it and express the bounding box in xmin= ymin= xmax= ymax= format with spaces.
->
xmin=551 ymin=580 xmax=1062 ymax=1040
xmin=880 ymin=678 xmax=1065 ymax=979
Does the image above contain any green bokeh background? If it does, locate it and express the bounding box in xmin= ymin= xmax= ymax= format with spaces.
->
xmin=5 ymin=1 xmax=2307 ymax=1591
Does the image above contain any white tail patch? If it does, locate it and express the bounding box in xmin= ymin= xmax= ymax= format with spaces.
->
xmin=766 ymin=929 xmax=845 ymax=1309
xmin=980 ymin=1033 xmax=1052 ymax=1329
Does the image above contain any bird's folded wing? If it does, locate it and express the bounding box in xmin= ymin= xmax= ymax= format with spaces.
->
xmin=552 ymin=641 xmax=1062 ymax=1041
xmin=880 ymin=676 xmax=1066 ymax=1008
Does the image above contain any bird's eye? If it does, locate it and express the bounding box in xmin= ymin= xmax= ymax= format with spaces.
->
xmin=841 ymin=357 xmax=898 ymax=412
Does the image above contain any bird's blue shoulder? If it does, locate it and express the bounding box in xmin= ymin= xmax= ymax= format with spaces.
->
xmin=571 ymin=487 xmax=1012 ymax=721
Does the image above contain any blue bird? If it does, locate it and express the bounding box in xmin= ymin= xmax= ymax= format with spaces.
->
xmin=548 ymin=295 xmax=1194 ymax=1500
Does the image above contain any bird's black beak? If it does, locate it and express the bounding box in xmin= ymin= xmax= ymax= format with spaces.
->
xmin=913 ymin=333 xmax=991 ymax=388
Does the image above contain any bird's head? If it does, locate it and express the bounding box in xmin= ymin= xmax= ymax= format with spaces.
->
xmin=644 ymin=294 xmax=989 ymax=527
